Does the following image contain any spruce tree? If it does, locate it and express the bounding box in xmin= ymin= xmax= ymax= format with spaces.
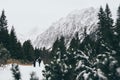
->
xmin=11 ymin=64 xmax=21 ymax=80
xmin=16 ymin=41 xmax=24 ymax=60
xmin=97 ymin=6 xmax=106 ymax=38
xmin=43 ymin=36 xmax=69 ymax=80
xmin=115 ymin=5 xmax=120 ymax=64
xmin=23 ymin=40 xmax=35 ymax=62
xmin=9 ymin=26 xmax=18 ymax=59
xmin=75 ymin=5 xmax=119 ymax=80
xmin=51 ymin=38 xmax=59 ymax=59
xmin=75 ymin=32 xmax=98 ymax=80
xmin=69 ymin=32 xmax=79 ymax=51
xmin=0 ymin=10 xmax=9 ymax=49
xmin=115 ymin=5 xmax=120 ymax=51
xmin=104 ymin=4 xmax=114 ymax=49
xmin=115 ymin=5 xmax=120 ymax=37
xmin=34 ymin=48 xmax=42 ymax=60
xmin=97 ymin=5 xmax=114 ymax=53
xmin=66 ymin=32 xmax=87 ymax=80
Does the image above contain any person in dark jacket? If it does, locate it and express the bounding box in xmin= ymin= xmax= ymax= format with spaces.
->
xmin=33 ymin=60 xmax=36 ymax=67
xmin=38 ymin=57 xmax=41 ymax=67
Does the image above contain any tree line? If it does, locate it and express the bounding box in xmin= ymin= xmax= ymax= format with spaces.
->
xmin=0 ymin=10 xmax=44 ymax=65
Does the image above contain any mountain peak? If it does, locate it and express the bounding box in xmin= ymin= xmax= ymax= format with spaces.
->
xmin=68 ymin=7 xmax=97 ymax=16
xmin=34 ymin=7 xmax=99 ymax=49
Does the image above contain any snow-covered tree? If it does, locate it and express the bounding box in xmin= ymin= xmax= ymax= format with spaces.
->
xmin=43 ymin=36 xmax=70 ymax=80
xmin=43 ymin=4 xmax=120 ymax=80
xmin=30 ymin=72 xmax=39 ymax=80
xmin=11 ymin=64 xmax=21 ymax=80
xmin=75 ymin=4 xmax=120 ymax=80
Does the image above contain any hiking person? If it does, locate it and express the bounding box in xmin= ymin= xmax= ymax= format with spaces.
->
xmin=33 ymin=59 xmax=36 ymax=67
xmin=38 ymin=57 xmax=41 ymax=67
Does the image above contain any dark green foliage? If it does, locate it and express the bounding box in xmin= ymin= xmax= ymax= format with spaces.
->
xmin=97 ymin=5 xmax=114 ymax=53
xmin=114 ymin=6 xmax=120 ymax=53
xmin=23 ymin=40 xmax=35 ymax=61
xmin=115 ymin=5 xmax=120 ymax=36
xmin=34 ymin=48 xmax=42 ymax=59
xmin=9 ymin=26 xmax=18 ymax=59
xmin=65 ymin=32 xmax=83 ymax=80
xmin=43 ymin=36 xmax=68 ymax=80
xmin=16 ymin=41 xmax=24 ymax=59
xmin=97 ymin=7 xmax=106 ymax=38
xmin=40 ymin=47 xmax=51 ymax=64
xmin=0 ymin=10 xmax=9 ymax=49
xmin=0 ymin=44 xmax=10 ymax=66
xmin=75 ymin=4 xmax=120 ymax=80
xmin=51 ymin=38 xmax=59 ymax=53
xmin=11 ymin=64 xmax=21 ymax=80
xmin=43 ymin=4 xmax=120 ymax=80
xmin=104 ymin=4 xmax=114 ymax=48
xmin=0 ymin=10 xmax=43 ymax=64
xmin=58 ymin=36 xmax=66 ymax=57
xmin=69 ymin=32 xmax=79 ymax=51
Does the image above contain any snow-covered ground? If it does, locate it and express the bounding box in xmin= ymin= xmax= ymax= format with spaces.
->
xmin=0 ymin=61 xmax=45 ymax=80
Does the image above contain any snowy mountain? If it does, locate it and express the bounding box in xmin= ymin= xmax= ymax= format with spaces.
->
xmin=17 ymin=27 xmax=40 ymax=44
xmin=34 ymin=7 xmax=99 ymax=49
xmin=17 ymin=33 xmax=26 ymax=43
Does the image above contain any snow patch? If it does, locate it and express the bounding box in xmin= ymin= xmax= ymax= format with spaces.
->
xmin=0 ymin=61 xmax=45 ymax=80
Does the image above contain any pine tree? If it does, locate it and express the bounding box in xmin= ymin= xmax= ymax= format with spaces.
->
xmin=16 ymin=41 xmax=24 ymax=60
xmin=115 ymin=5 xmax=120 ymax=51
xmin=97 ymin=5 xmax=114 ymax=54
xmin=115 ymin=5 xmax=120 ymax=37
xmin=115 ymin=5 xmax=120 ymax=64
xmin=51 ymin=38 xmax=59 ymax=59
xmin=0 ymin=10 xmax=9 ymax=49
xmin=43 ymin=36 xmax=69 ymax=80
xmin=11 ymin=64 xmax=21 ymax=80
xmin=75 ymin=31 xmax=98 ymax=80
xmin=9 ymin=26 xmax=18 ymax=59
xmin=69 ymin=32 xmax=79 ymax=51
xmin=97 ymin=6 xmax=107 ymax=50
xmin=66 ymin=32 xmax=86 ymax=80
xmin=75 ymin=5 xmax=120 ymax=80
xmin=0 ymin=43 xmax=9 ymax=66
xmin=34 ymin=48 xmax=42 ymax=60
xmin=97 ymin=6 xmax=106 ymax=38
xmin=23 ymin=40 xmax=35 ymax=62
xmin=104 ymin=4 xmax=114 ymax=49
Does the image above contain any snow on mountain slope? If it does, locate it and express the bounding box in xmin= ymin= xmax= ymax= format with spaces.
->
xmin=17 ymin=33 xmax=26 ymax=43
xmin=34 ymin=7 xmax=99 ymax=49
xmin=17 ymin=27 xmax=40 ymax=44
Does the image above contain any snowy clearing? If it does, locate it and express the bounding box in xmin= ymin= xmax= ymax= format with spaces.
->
xmin=0 ymin=61 xmax=45 ymax=80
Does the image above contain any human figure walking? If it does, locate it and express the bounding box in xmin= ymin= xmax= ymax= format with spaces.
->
xmin=33 ymin=59 xmax=36 ymax=67
xmin=38 ymin=57 xmax=41 ymax=67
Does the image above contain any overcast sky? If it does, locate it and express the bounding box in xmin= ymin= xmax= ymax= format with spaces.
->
xmin=0 ymin=0 xmax=119 ymax=35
